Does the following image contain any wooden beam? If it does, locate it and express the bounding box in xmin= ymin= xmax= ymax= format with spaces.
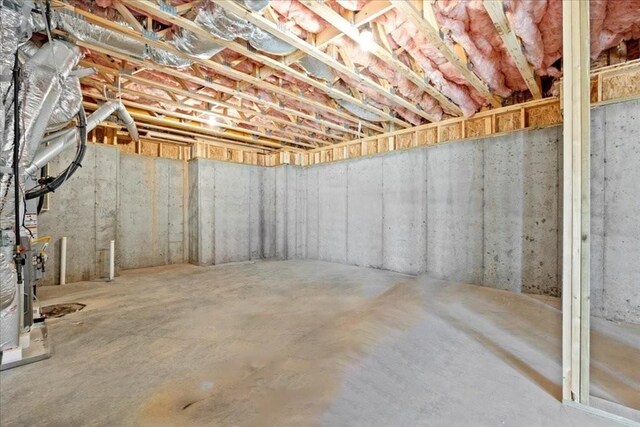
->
xmin=300 ymin=0 xmax=462 ymax=117
xmin=390 ymin=0 xmax=502 ymax=108
xmin=483 ymin=1 xmax=542 ymax=99
xmin=561 ymin=0 xmax=590 ymax=405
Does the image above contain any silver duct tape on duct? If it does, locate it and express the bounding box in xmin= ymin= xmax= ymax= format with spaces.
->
xmin=0 ymin=0 xmax=35 ymax=351
xmin=337 ymin=99 xmax=384 ymax=122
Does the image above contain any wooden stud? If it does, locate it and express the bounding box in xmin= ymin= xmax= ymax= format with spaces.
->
xmin=561 ymin=0 xmax=590 ymax=405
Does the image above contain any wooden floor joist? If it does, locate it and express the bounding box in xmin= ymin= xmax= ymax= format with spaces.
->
xmin=483 ymin=1 xmax=543 ymax=99
xmin=80 ymin=63 xmax=336 ymax=146
xmin=116 ymin=0 xmax=404 ymax=129
xmin=299 ymin=0 xmax=463 ymax=116
xmin=215 ymin=0 xmax=434 ymax=124
xmin=390 ymin=0 xmax=502 ymax=108
xmin=54 ymin=0 xmax=388 ymax=137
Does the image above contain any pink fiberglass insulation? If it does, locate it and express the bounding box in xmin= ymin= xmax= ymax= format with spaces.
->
xmin=537 ymin=0 xmax=562 ymax=76
xmin=503 ymin=0 xmax=563 ymax=76
xmin=377 ymin=9 xmax=481 ymax=116
xmin=591 ymin=0 xmax=640 ymax=58
xmin=434 ymin=0 xmax=525 ymax=97
xmin=504 ymin=0 xmax=546 ymax=69
xmin=333 ymin=38 xmax=444 ymax=120
xmin=270 ymin=0 xmax=328 ymax=34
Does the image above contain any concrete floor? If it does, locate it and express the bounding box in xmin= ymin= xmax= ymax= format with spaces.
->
xmin=1 ymin=260 xmax=637 ymax=426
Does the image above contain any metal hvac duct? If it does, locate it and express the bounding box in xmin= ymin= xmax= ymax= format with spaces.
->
xmin=239 ymin=0 xmax=269 ymax=12
xmin=191 ymin=1 xmax=297 ymax=56
xmin=55 ymin=10 xmax=193 ymax=68
xmin=0 ymin=0 xmax=36 ymax=351
xmin=299 ymin=56 xmax=335 ymax=82
xmin=25 ymin=101 xmax=139 ymax=178
xmin=337 ymin=99 xmax=384 ymax=122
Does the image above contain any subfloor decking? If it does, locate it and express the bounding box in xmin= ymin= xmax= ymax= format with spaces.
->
xmin=0 ymin=260 xmax=637 ymax=426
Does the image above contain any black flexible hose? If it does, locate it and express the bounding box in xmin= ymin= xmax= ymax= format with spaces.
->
xmin=12 ymin=50 xmax=23 ymax=284
xmin=25 ymin=105 xmax=88 ymax=200
xmin=36 ymin=167 xmax=46 ymax=214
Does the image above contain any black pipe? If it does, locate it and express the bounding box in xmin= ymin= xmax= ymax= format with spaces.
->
xmin=12 ymin=50 xmax=23 ymax=284
xmin=25 ymin=105 xmax=87 ymax=200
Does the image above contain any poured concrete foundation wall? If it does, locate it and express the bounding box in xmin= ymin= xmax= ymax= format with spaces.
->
xmin=117 ymin=154 xmax=187 ymax=270
xmin=294 ymin=129 xmax=560 ymax=293
xmin=38 ymin=145 xmax=188 ymax=285
xmin=188 ymin=159 xmax=277 ymax=265
xmin=590 ymin=100 xmax=640 ymax=323
xmin=38 ymin=102 xmax=639 ymax=324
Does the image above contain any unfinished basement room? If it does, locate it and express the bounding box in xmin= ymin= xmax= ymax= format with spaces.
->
xmin=1 ymin=0 xmax=639 ymax=425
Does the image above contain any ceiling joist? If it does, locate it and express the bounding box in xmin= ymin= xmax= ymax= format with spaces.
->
xmin=390 ymin=0 xmax=502 ymax=108
xmin=117 ymin=0 xmax=400 ymax=129
xmin=483 ymin=0 xmax=543 ymax=99
xmin=299 ymin=0 xmax=462 ymax=117
xmin=215 ymin=1 xmax=430 ymax=124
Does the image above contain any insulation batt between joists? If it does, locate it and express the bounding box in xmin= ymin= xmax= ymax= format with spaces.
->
xmin=70 ymin=0 xmax=640 ymax=127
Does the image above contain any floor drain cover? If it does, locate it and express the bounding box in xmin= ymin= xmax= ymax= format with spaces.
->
xmin=41 ymin=303 xmax=86 ymax=318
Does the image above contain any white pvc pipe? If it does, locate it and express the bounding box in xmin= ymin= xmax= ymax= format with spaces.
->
xmin=60 ymin=236 xmax=67 ymax=285
xmin=108 ymin=240 xmax=115 ymax=282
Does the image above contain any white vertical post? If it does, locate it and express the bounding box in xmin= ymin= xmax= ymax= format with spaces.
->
xmin=108 ymin=240 xmax=115 ymax=282
xmin=60 ymin=236 xmax=67 ymax=285
xmin=562 ymin=0 xmax=590 ymax=404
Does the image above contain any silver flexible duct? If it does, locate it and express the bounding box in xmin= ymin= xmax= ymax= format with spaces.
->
xmin=55 ymin=10 xmax=193 ymax=68
xmin=46 ymin=76 xmax=82 ymax=132
xmin=171 ymin=29 xmax=225 ymax=59
xmin=21 ymin=40 xmax=81 ymax=168
xmin=25 ymin=101 xmax=139 ymax=177
xmin=239 ymin=0 xmax=268 ymax=12
xmin=299 ymin=56 xmax=335 ymax=82
xmin=192 ymin=1 xmax=297 ymax=56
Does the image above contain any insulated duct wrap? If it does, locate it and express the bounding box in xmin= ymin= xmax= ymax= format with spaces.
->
xmin=55 ymin=11 xmax=193 ymax=68
xmin=194 ymin=1 xmax=296 ymax=55
xmin=239 ymin=0 xmax=268 ymax=12
xmin=299 ymin=55 xmax=335 ymax=82
xmin=47 ymin=76 xmax=82 ymax=132
xmin=171 ymin=29 xmax=225 ymax=59
xmin=0 ymin=0 xmax=35 ymax=351
xmin=337 ymin=99 xmax=384 ymax=122
xmin=26 ymin=101 xmax=139 ymax=177
xmin=21 ymin=40 xmax=81 ymax=168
